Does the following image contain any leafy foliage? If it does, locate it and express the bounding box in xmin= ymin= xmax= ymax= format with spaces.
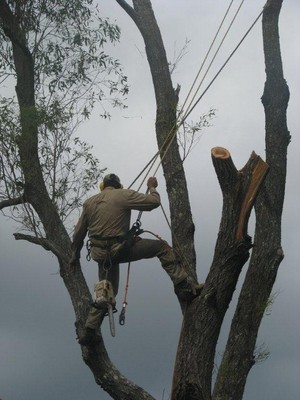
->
xmin=0 ymin=95 xmax=106 ymax=233
xmin=177 ymin=108 xmax=216 ymax=161
xmin=0 ymin=0 xmax=128 ymax=234
xmin=0 ymin=98 xmax=22 ymax=196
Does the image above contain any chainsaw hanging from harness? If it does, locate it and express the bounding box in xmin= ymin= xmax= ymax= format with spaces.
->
xmin=85 ymin=220 xmax=144 ymax=333
xmin=93 ymin=278 xmax=116 ymax=337
xmin=88 ymin=237 xmax=118 ymax=337
xmin=92 ymin=251 xmax=117 ymax=337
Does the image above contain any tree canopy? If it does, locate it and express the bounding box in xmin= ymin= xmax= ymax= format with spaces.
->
xmin=0 ymin=0 xmax=128 ymax=232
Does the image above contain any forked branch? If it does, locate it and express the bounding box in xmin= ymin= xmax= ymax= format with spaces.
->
xmin=0 ymin=195 xmax=25 ymax=210
xmin=171 ymin=147 xmax=268 ymax=400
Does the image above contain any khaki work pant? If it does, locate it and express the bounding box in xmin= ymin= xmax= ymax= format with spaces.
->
xmin=85 ymin=238 xmax=187 ymax=330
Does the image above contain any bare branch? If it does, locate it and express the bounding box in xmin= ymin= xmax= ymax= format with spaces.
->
xmin=13 ymin=232 xmax=68 ymax=262
xmin=172 ymin=149 xmax=268 ymax=399
xmin=0 ymin=195 xmax=24 ymax=210
xmin=115 ymin=0 xmax=138 ymax=25
xmin=213 ymin=1 xmax=289 ymax=398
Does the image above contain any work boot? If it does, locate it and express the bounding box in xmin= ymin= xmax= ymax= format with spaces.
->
xmin=174 ymin=277 xmax=203 ymax=303
xmin=78 ymin=327 xmax=100 ymax=346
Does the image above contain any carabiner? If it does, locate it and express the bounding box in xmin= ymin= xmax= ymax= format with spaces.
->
xmin=119 ymin=302 xmax=127 ymax=326
xmin=86 ymin=240 xmax=92 ymax=261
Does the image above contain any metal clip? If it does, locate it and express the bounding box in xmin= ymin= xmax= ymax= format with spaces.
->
xmin=119 ymin=302 xmax=127 ymax=325
xmin=86 ymin=240 xmax=91 ymax=261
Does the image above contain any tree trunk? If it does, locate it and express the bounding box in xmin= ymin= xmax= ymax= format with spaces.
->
xmin=1 ymin=0 xmax=290 ymax=399
xmin=1 ymin=3 xmax=155 ymax=398
xmin=0 ymin=0 xmax=69 ymax=246
xmin=116 ymin=0 xmax=197 ymax=278
xmin=116 ymin=1 xmax=289 ymax=399
xmin=171 ymin=149 xmax=268 ymax=400
xmin=213 ymin=1 xmax=290 ymax=399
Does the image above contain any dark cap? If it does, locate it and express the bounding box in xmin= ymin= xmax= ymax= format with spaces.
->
xmin=103 ymin=173 xmax=122 ymax=189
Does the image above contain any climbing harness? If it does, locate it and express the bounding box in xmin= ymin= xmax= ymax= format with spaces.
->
xmin=86 ymin=224 xmax=145 ymax=331
xmin=125 ymin=220 xmax=144 ymax=247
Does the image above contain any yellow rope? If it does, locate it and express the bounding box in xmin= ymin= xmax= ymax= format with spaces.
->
xmin=179 ymin=0 xmax=235 ymax=118
xmin=131 ymin=1 xmax=248 ymax=192
xmin=121 ymin=3 xmax=264 ymax=312
xmin=181 ymin=0 xmax=245 ymax=120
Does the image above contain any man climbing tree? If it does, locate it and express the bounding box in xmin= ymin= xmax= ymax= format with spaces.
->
xmin=70 ymin=173 xmax=202 ymax=345
xmin=0 ymin=0 xmax=292 ymax=399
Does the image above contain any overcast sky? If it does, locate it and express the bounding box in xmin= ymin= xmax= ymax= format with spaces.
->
xmin=1 ymin=1 xmax=299 ymax=399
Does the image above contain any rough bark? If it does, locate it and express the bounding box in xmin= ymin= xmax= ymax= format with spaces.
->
xmin=0 ymin=0 xmax=88 ymax=331
xmin=171 ymin=149 xmax=269 ymax=400
xmin=213 ymin=1 xmax=290 ymax=399
xmin=0 ymin=0 xmax=69 ymax=248
xmin=0 ymin=2 xmax=154 ymax=398
xmin=1 ymin=1 xmax=289 ymax=399
xmin=116 ymin=0 xmax=197 ymax=278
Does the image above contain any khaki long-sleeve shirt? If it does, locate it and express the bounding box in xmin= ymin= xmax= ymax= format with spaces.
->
xmin=71 ymin=186 xmax=160 ymax=261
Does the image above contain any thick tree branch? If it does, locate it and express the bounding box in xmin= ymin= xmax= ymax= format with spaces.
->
xmin=13 ymin=233 xmax=69 ymax=262
xmin=0 ymin=195 xmax=25 ymax=210
xmin=0 ymin=0 xmax=29 ymax=53
xmin=213 ymin=1 xmax=289 ymax=398
xmin=116 ymin=0 xmax=197 ymax=280
xmin=0 ymin=0 xmax=70 ymax=249
xmin=211 ymin=147 xmax=269 ymax=241
xmin=211 ymin=146 xmax=238 ymax=192
xmin=1 ymin=2 xmax=289 ymax=400
xmin=236 ymin=154 xmax=269 ymax=240
xmin=12 ymin=232 xmax=143 ymax=400
xmin=1 ymin=3 xmax=158 ymax=399
xmin=115 ymin=0 xmax=139 ymax=25
xmin=82 ymin=338 xmax=156 ymax=400
xmin=1 ymin=7 xmax=137 ymax=397
xmin=172 ymin=149 xmax=267 ymax=400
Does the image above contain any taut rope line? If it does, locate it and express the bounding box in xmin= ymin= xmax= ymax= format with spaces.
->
xmin=181 ymin=7 xmax=264 ymax=124
xmin=120 ymin=4 xmax=265 ymax=324
xmin=182 ymin=0 xmax=245 ymax=118
xmin=129 ymin=4 xmax=263 ymax=192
